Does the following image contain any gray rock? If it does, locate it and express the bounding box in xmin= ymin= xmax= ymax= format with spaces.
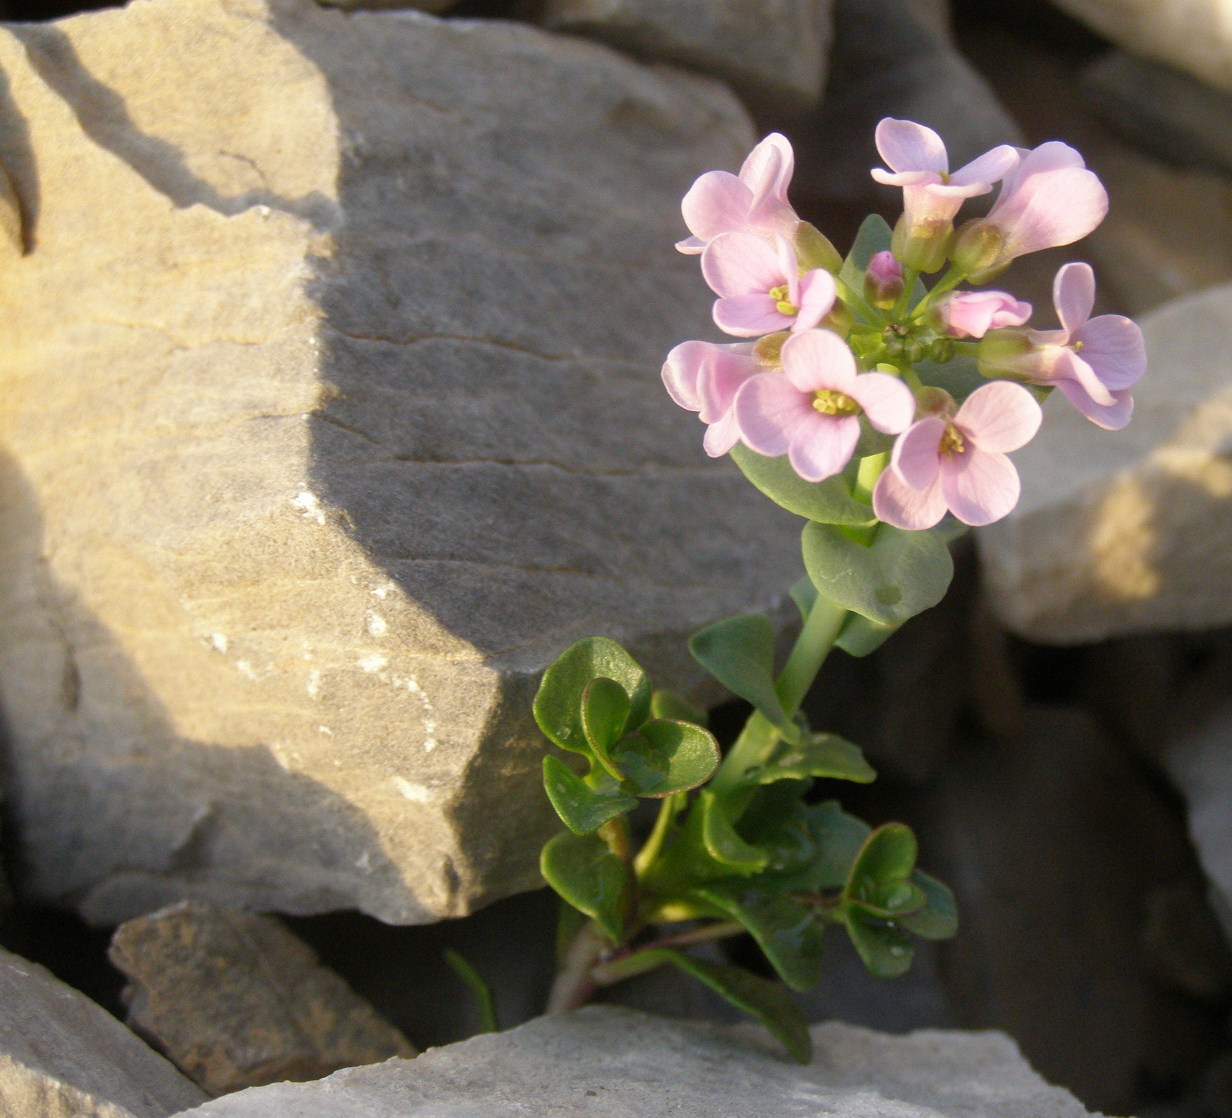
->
xmin=0 ymin=944 xmax=207 ymax=1118
xmin=978 ymin=282 xmax=1232 ymax=643
xmin=533 ymin=0 xmax=833 ymax=112
xmin=165 ymin=1005 xmax=1095 ymax=1117
xmin=0 ymin=0 xmax=803 ymax=926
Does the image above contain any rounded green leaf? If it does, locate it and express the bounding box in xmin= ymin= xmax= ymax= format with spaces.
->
xmin=835 ymin=612 xmax=898 ymax=658
xmin=844 ymin=823 xmax=918 ymax=910
xmin=582 ymin=677 xmax=632 ymax=776
xmin=900 ymin=869 xmax=959 ymax=940
xmin=698 ymin=789 xmax=770 ymax=874
xmin=689 ymin=614 xmax=792 ymax=735
xmin=540 ymin=830 xmax=629 ymax=944
xmin=649 ymin=688 xmax=708 ymax=726
xmin=757 ymin=733 xmax=876 ymax=786
xmin=542 ymin=755 xmax=638 ymax=836
xmin=730 ymin=443 xmax=876 ymax=527
xmin=534 ymin=637 xmax=651 ymax=754
xmin=611 ymin=719 xmax=720 ymax=798
xmin=845 ymin=913 xmax=916 ymax=978
xmin=802 ymin=522 xmax=953 ymax=627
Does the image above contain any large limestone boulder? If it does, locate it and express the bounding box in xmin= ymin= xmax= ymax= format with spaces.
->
xmin=0 ymin=0 xmax=803 ymax=925
xmin=978 ymin=282 xmax=1232 ymax=643
xmin=165 ymin=1006 xmax=1095 ymax=1118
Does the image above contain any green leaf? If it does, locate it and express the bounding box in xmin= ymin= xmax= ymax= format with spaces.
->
xmin=788 ymin=577 xmax=817 ymax=624
xmin=804 ymin=801 xmax=874 ymax=891
xmin=835 ymin=612 xmax=898 ymax=658
xmin=649 ymin=688 xmax=708 ymax=726
xmin=540 ymin=830 xmax=629 ymax=944
xmin=533 ymin=637 xmax=651 ymax=755
xmin=730 ymin=443 xmax=876 ymax=527
xmin=802 ymin=521 xmax=953 ymax=626
xmin=756 ymin=733 xmax=876 ymax=785
xmin=689 ymin=615 xmax=793 ymax=736
xmin=916 ymin=353 xmax=984 ymax=405
xmin=844 ymin=823 xmax=918 ymax=910
xmin=582 ymin=677 xmax=632 ymax=755
xmin=639 ymin=948 xmax=812 ymax=1064
xmin=443 ymin=950 xmax=499 ymax=1033
xmin=845 ymin=914 xmax=916 ymax=978
xmin=698 ymin=789 xmax=770 ymax=873
xmin=542 ymin=755 xmax=638 ymax=835
xmin=611 ymin=719 xmax=720 ymax=798
xmin=900 ymin=869 xmax=958 ymax=940
xmin=690 ymin=883 xmax=824 ymax=992
xmin=837 ymin=215 xmax=893 ymax=322
xmin=739 ymin=796 xmax=871 ymax=894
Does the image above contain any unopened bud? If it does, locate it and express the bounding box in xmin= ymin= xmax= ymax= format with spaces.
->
xmin=951 ymin=219 xmax=1006 ymax=281
xmin=915 ymin=385 xmax=955 ymax=416
xmin=793 ymin=221 xmax=843 ymax=273
xmin=891 ymin=213 xmax=951 ymax=274
xmin=754 ymin=331 xmax=789 ymax=368
xmin=977 ymin=328 xmax=1034 ymax=380
xmin=822 ymin=300 xmax=853 ymax=337
xmin=864 ymin=250 xmax=904 ymax=310
xmin=928 ymin=337 xmax=956 ymax=364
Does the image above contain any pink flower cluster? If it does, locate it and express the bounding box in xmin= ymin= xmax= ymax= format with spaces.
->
xmin=662 ymin=124 xmax=1146 ymax=531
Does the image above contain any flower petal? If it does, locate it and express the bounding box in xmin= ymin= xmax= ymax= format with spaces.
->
xmin=873 ymin=467 xmax=947 ymax=531
xmin=941 ymin=449 xmax=1021 ymax=525
xmin=703 ymin=407 xmax=744 ymax=456
xmin=732 ymin=372 xmax=813 ymax=457
xmin=681 ymin=170 xmax=753 ymax=245
xmin=743 ymin=133 xmax=797 ymax=232
xmin=1075 ymin=314 xmax=1146 ymax=391
xmin=994 ymin=166 xmax=1109 ymax=261
xmin=789 ymin=414 xmax=860 ymax=482
xmin=791 ymin=269 xmax=838 ymax=333
xmin=941 ymin=290 xmax=1032 ymax=338
xmin=1053 ymin=262 xmax=1094 ymax=338
xmin=697 ymin=344 xmax=760 ymax=422
xmin=892 ymin=417 xmax=946 ymax=489
xmin=661 ymin=340 xmax=712 ymax=411
xmin=1051 ymin=349 xmax=1118 ymax=407
xmin=875 ymin=118 xmax=948 ymax=174
xmin=701 ymin=231 xmax=783 ymax=298
xmin=954 ymin=381 xmax=1042 ymax=453
xmin=1054 ymin=379 xmax=1134 ymax=430
xmin=780 ymin=328 xmax=855 ymax=393
xmin=714 ymin=294 xmax=791 ymax=337
xmin=848 ymin=372 xmax=916 ymax=434
xmin=949 ymin=144 xmax=1020 ymax=188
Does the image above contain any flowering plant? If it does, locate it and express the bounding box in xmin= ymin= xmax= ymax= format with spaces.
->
xmin=534 ymin=120 xmax=1145 ymax=1061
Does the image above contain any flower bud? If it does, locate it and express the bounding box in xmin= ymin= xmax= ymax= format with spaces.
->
xmin=864 ymin=250 xmax=904 ymax=311
xmin=891 ymin=213 xmax=951 ymax=274
xmin=915 ymin=385 xmax=955 ymax=416
xmin=822 ymin=299 xmax=853 ymax=337
xmin=794 ymin=221 xmax=843 ymax=274
xmin=754 ymin=331 xmax=789 ymax=368
xmin=977 ymin=328 xmax=1034 ymax=380
xmin=950 ymin=219 xmax=1006 ymax=281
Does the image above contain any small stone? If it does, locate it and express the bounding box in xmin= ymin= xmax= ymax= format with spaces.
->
xmin=0 ymin=944 xmax=206 ymax=1118
xmin=978 ymin=282 xmax=1232 ymax=643
xmin=533 ymin=0 xmax=833 ymax=111
xmin=109 ymin=901 xmax=416 ymax=1097
xmin=162 ymin=1005 xmax=1095 ymax=1117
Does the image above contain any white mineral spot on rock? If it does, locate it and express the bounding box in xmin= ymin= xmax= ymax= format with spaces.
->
xmin=365 ymin=612 xmax=388 ymax=637
xmin=291 ymin=491 xmax=326 ymax=525
xmin=306 ymin=670 xmax=322 ymax=698
xmin=357 ymin=654 xmax=388 ymax=673
xmin=235 ymin=661 xmax=259 ymax=681
xmin=393 ymin=778 xmax=433 ymax=803
xmin=318 ymin=725 xmax=332 ymax=735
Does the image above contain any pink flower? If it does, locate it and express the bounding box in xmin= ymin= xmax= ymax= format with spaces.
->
xmin=702 ymin=232 xmax=836 ymax=337
xmin=871 ymin=118 xmax=1019 ymax=235
xmin=981 ymin=262 xmax=1144 ymax=429
xmin=662 ymin=339 xmax=765 ymax=456
xmin=865 ymin=250 xmax=905 ymax=309
xmin=733 ymin=330 xmax=915 ymax=482
xmin=953 ymin=142 xmax=1108 ymax=279
xmin=873 ymin=381 xmax=1042 ymax=529
xmin=938 ymin=290 xmax=1032 ymax=339
xmin=677 ymin=133 xmax=799 ymax=255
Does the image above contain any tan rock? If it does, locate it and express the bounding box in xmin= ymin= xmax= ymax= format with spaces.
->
xmin=978 ymin=282 xmax=1232 ymax=642
xmin=0 ymin=945 xmax=206 ymax=1118
xmin=0 ymin=0 xmax=802 ymax=925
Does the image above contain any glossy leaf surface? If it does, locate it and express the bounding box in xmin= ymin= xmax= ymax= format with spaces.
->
xmin=611 ymin=719 xmax=720 ymax=798
xmin=534 ymin=637 xmax=651 ymax=755
xmin=689 ymin=614 xmax=792 ymax=735
xmin=730 ymin=443 xmax=875 ymax=527
xmin=540 ymin=830 xmax=628 ymax=943
xmin=542 ymin=755 xmax=637 ymax=836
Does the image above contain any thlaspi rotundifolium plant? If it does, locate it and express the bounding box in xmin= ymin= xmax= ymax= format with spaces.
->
xmin=533 ymin=119 xmax=1146 ymax=1063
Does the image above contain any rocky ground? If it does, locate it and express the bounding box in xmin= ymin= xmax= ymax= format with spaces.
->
xmin=1 ymin=0 xmax=1232 ymax=1115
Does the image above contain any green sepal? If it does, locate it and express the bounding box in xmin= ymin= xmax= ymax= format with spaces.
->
xmin=649 ymin=688 xmax=708 ymax=727
xmin=635 ymin=948 xmax=812 ymax=1064
xmin=835 ymin=612 xmax=898 ymax=658
xmin=689 ymin=614 xmax=795 ymax=739
xmin=542 ymin=755 xmax=638 ymax=835
xmin=755 ymin=733 xmax=876 ymax=786
xmin=610 ymin=719 xmax=721 ymax=798
xmin=698 ymin=789 xmax=770 ymax=873
xmin=729 ymin=443 xmax=875 ymax=527
xmin=802 ymin=521 xmax=953 ymax=627
xmin=534 ymin=637 xmax=651 ymax=755
xmin=540 ymin=829 xmax=629 ymax=944
xmin=690 ymin=883 xmax=823 ymax=992
xmin=900 ymin=869 xmax=958 ymax=940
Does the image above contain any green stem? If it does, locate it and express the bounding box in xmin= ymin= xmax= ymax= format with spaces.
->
xmin=545 ymin=920 xmax=610 ymax=1013
xmin=773 ymin=592 xmax=849 ymax=718
xmin=910 ymin=263 xmax=966 ymax=317
xmin=633 ymin=792 xmax=683 ymax=878
xmin=852 ymin=452 xmax=888 ymax=506
xmin=891 ymin=265 xmax=918 ymax=321
xmin=590 ymin=921 xmax=746 ymax=986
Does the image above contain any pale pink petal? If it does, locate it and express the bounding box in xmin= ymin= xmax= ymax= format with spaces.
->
xmin=1050 ymin=349 xmax=1118 ymax=407
xmin=998 ymin=142 xmax=1084 ymax=195
xmin=940 ymin=449 xmax=1021 ymax=525
xmin=703 ymin=407 xmax=744 ymax=456
xmin=780 ymin=328 xmax=856 ymax=394
xmin=713 ymin=294 xmax=791 ymax=336
xmin=993 ymin=166 xmax=1109 ymax=260
xmin=681 ymin=171 xmax=754 ymax=246
xmin=1053 ymin=262 xmax=1095 ymax=338
xmin=920 ymin=179 xmax=993 ymax=200
xmin=1074 ymin=315 xmax=1146 ymax=391
xmin=873 ymin=467 xmax=948 ymax=531
xmin=789 ymin=414 xmax=860 ymax=482
xmin=942 ymin=291 xmax=1032 ymax=338
xmin=791 ymin=269 xmax=837 ymax=333
xmin=1054 ymin=379 xmax=1134 ymax=430
xmin=892 ymin=417 xmax=946 ymax=489
xmin=732 ymin=373 xmax=814 ymax=457
xmin=701 ymin=232 xmax=783 ymax=298
xmin=847 ymin=372 xmax=916 ymax=434
xmin=743 ymin=134 xmax=797 ymax=231
xmin=661 ymin=340 xmax=711 ymax=411
xmin=871 ymin=168 xmax=941 ymax=188
xmin=954 ymin=381 xmax=1042 ymax=453
xmin=948 ymin=144 xmax=1020 ymax=188
xmin=875 ymin=118 xmax=948 ymax=174
xmin=698 ymin=345 xmax=760 ymax=423
xmin=901 ymin=181 xmax=965 ymax=227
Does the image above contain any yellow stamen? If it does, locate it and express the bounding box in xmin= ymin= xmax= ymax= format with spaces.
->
xmin=769 ymin=284 xmax=797 ymax=317
xmin=813 ymin=389 xmax=860 ymax=416
xmin=1072 ymin=340 xmax=1084 ymax=352
xmin=939 ymin=423 xmax=966 ymax=456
